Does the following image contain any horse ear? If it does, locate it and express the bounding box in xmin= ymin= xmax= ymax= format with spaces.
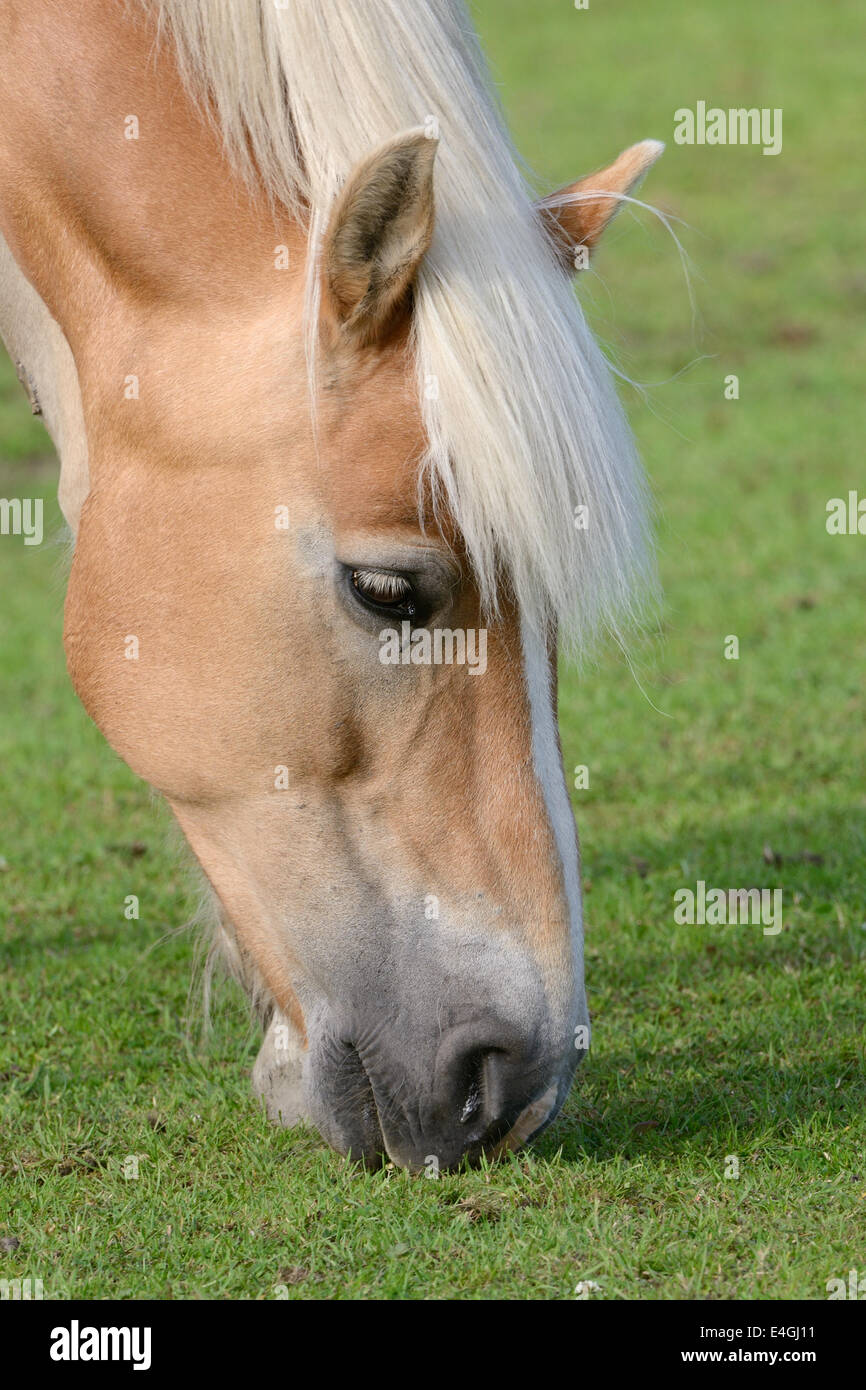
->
xmin=537 ymin=139 xmax=664 ymax=272
xmin=321 ymin=128 xmax=438 ymax=345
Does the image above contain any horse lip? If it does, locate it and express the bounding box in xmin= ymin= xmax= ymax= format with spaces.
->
xmin=331 ymin=1043 xmax=388 ymax=1166
xmin=325 ymin=1051 xmax=425 ymax=1169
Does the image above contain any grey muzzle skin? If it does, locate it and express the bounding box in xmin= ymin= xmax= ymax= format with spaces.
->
xmin=305 ymin=1009 xmax=578 ymax=1171
xmin=258 ymin=901 xmax=585 ymax=1169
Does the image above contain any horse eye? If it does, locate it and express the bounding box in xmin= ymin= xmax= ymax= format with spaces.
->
xmin=351 ymin=569 xmax=416 ymax=614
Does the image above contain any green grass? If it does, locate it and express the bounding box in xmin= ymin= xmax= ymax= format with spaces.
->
xmin=1 ymin=0 xmax=864 ymax=1299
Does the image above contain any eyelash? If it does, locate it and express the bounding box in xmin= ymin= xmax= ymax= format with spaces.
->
xmin=351 ymin=568 xmax=417 ymax=617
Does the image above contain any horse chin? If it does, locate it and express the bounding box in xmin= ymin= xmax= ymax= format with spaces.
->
xmin=251 ymin=1010 xmax=308 ymax=1130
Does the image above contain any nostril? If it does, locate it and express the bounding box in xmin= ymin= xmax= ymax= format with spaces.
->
xmin=458 ymin=1045 xmax=483 ymax=1123
xmin=433 ymin=1021 xmax=546 ymax=1154
xmin=460 ymin=1087 xmax=482 ymax=1124
xmin=459 ymin=1062 xmax=484 ymax=1125
xmin=458 ymin=1049 xmax=507 ymax=1129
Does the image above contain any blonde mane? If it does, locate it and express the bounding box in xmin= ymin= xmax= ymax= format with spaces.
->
xmin=151 ymin=0 xmax=655 ymax=652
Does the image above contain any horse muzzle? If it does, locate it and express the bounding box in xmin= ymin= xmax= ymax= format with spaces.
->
xmin=304 ymin=1011 xmax=573 ymax=1171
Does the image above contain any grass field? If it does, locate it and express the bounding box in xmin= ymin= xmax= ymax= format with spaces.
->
xmin=1 ymin=0 xmax=864 ymax=1300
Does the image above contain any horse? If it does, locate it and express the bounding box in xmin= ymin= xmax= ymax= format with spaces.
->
xmin=0 ymin=0 xmax=661 ymax=1171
